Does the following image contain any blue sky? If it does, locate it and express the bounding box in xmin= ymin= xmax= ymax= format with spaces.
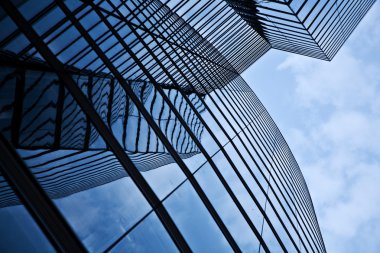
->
xmin=243 ymin=2 xmax=380 ymax=252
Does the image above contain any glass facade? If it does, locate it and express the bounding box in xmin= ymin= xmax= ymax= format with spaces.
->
xmin=0 ymin=0 xmax=373 ymax=252
xmin=227 ymin=0 xmax=376 ymax=60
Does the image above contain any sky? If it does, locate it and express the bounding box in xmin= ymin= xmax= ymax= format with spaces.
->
xmin=243 ymin=2 xmax=380 ymax=252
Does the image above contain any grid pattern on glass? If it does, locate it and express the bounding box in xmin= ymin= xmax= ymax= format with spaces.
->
xmin=0 ymin=66 xmax=206 ymax=204
xmin=0 ymin=0 xmax=373 ymax=252
xmin=226 ymin=0 xmax=376 ymax=60
xmin=0 ymin=173 xmax=55 ymax=253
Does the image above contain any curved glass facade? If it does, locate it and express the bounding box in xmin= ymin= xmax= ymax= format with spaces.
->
xmin=0 ymin=0 xmax=374 ymax=252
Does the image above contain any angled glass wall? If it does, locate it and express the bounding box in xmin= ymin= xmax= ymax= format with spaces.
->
xmin=227 ymin=0 xmax=376 ymax=60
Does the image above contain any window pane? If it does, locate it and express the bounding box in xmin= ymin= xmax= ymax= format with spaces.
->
xmin=164 ymin=181 xmax=232 ymax=253
xmin=0 ymin=175 xmax=55 ymax=253
xmin=110 ymin=212 xmax=178 ymax=253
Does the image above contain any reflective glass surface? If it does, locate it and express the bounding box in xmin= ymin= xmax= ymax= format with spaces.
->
xmin=0 ymin=176 xmax=55 ymax=253
xmin=164 ymin=181 xmax=232 ymax=253
xmin=0 ymin=0 xmax=367 ymax=251
xmin=109 ymin=212 xmax=179 ymax=253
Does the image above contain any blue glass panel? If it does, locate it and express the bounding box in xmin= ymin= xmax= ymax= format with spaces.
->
xmin=110 ymin=212 xmax=178 ymax=253
xmin=164 ymin=181 xmax=232 ymax=253
xmin=0 ymin=178 xmax=55 ymax=253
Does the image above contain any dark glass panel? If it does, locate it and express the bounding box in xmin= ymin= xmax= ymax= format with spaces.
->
xmin=0 ymin=175 xmax=55 ymax=253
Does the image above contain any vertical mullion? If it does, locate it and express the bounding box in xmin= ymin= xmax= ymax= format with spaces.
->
xmin=54 ymin=80 xmax=65 ymax=147
xmin=107 ymin=78 xmax=115 ymax=129
xmin=84 ymin=75 xmax=92 ymax=149
xmin=11 ymin=69 xmax=25 ymax=147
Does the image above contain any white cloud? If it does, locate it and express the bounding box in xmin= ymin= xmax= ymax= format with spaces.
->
xmin=278 ymin=48 xmax=380 ymax=110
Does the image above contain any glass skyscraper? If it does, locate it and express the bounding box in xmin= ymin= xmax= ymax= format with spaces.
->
xmin=0 ymin=0 xmax=374 ymax=252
